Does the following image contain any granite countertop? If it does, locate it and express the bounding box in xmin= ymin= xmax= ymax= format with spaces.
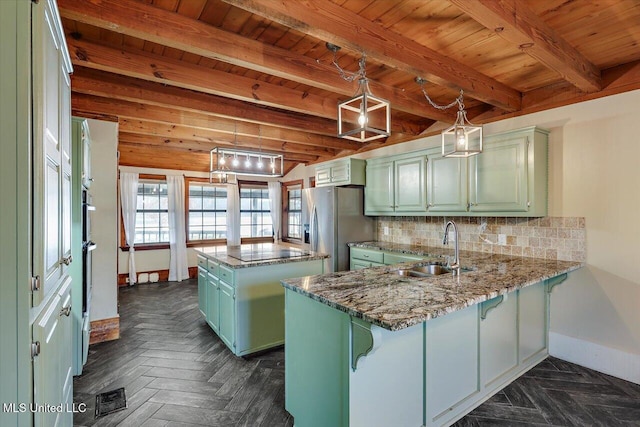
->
xmin=281 ymin=241 xmax=583 ymax=331
xmin=194 ymin=243 xmax=329 ymax=269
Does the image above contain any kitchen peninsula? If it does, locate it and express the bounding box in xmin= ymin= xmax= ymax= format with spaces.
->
xmin=195 ymin=243 xmax=327 ymax=356
xmin=282 ymin=243 xmax=583 ymax=427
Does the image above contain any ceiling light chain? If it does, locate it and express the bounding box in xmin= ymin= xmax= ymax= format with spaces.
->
xmin=415 ymin=77 xmax=483 ymax=158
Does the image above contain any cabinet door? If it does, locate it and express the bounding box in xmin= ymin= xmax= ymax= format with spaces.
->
xmin=425 ymin=305 xmax=479 ymax=426
xmin=206 ymin=272 xmax=219 ymax=332
xmin=364 ymin=160 xmax=394 ymax=214
xmin=33 ymin=279 xmax=72 ymax=427
xmin=395 ymin=156 xmax=427 ymax=212
xmin=469 ymin=136 xmax=528 ymax=212
xmin=315 ymin=165 xmax=332 ymax=186
xmin=218 ymin=281 xmax=235 ymax=350
xmin=427 ymin=153 xmax=468 ymax=212
xmin=81 ymin=122 xmax=92 ymax=188
xmin=350 ymin=260 xmax=371 ymax=270
xmin=519 ymin=283 xmax=547 ymax=364
xmin=330 ymin=163 xmax=350 ymax=184
xmin=197 ymin=267 xmax=206 ymax=318
xmin=480 ymin=294 xmax=518 ymax=388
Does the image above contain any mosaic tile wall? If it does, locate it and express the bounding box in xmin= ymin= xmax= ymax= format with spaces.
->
xmin=376 ymin=217 xmax=586 ymax=262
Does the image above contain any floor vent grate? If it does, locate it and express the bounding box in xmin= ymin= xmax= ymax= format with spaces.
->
xmin=95 ymin=387 xmax=127 ymax=418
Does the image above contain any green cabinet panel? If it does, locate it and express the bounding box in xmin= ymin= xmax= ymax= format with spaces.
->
xmin=349 ymin=247 xmax=425 ymax=270
xmin=350 ymin=247 xmax=384 ymax=264
xmin=469 ymin=136 xmax=528 ymax=212
xmin=197 ymin=267 xmax=206 ymax=318
xmin=364 ymin=160 xmax=394 ymax=214
xmin=365 ymin=154 xmax=427 ymax=215
xmin=519 ymin=282 xmax=547 ymax=364
xmin=219 ymin=281 xmax=236 ymax=350
xmin=285 ymin=289 xmax=350 ymax=427
xmin=425 ymin=304 xmax=480 ymax=425
xmin=480 ymin=294 xmax=518 ymax=388
xmin=315 ymin=158 xmax=366 ymax=187
xmin=426 ymin=150 xmax=468 ymax=212
xmin=206 ymin=271 xmax=219 ymax=333
xmin=395 ymin=155 xmax=427 ymax=212
xmin=382 ymin=252 xmax=425 ymax=265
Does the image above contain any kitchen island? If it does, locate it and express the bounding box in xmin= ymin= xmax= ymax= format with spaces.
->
xmin=195 ymin=243 xmax=327 ymax=356
xmin=282 ymin=242 xmax=582 ymax=427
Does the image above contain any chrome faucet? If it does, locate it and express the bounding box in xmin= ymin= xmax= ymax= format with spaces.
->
xmin=443 ymin=220 xmax=460 ymax=275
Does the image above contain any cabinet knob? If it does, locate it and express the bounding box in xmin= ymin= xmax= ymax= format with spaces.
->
xmin=62 ymin=255 xmax=73 ymax=266
xmin=60 ymin=305 xmax=72 ymax=317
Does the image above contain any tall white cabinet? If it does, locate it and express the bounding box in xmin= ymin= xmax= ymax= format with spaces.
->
xmin=0 ymin=1 xmax=73 ymax=426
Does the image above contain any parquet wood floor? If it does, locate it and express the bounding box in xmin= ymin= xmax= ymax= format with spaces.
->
xmin=73 ymin=279 xmax=640 ymax=426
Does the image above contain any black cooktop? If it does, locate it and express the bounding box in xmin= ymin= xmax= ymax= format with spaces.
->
xmin=227 ymin=248 xmax=310 ymax=262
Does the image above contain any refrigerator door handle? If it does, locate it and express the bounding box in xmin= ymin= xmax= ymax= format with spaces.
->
xmin=310 ymin=204 xmax=319 ymax=252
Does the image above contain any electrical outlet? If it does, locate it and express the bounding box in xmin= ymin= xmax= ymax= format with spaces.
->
xmin=498 ymin=234 xmax=507 ymax=246
xmin=383 ymin=226 xmax=389 ymax=236
xmin=125 ymin=277 xmax=130 ymax=283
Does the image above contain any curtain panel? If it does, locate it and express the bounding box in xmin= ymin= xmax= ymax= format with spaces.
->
xmin=120 ymin=172 xmax=138 ymax=285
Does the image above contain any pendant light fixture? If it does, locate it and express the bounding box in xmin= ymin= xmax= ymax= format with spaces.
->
xmin=327 ymin=43 xmax=390 ymax=143
xmin=209 ymin=124 xmax=283 ymax=181
xmin=416 ymin=78 xmax=483 ymax=158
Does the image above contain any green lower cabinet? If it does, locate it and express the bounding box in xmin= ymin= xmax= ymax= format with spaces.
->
xmin=206 ymin=272 xmax=220 ymax=333
xmin=196 ymin=254 xmax=324 ymax=356
xmin=218 ymin=281 xmax=235 ymax=350
xmin=197 ymin=267 xmax=207 ymax=318
xmin=285 ymin=278 xmax=557 ymax=427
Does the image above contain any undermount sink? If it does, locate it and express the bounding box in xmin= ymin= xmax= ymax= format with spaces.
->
xmin=394 ymin=263 xmax=471 ymax=277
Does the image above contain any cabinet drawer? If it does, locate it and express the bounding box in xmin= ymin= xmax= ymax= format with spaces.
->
xmin=207 ymin=259 xmax=219 ymax=276
xmin=197 ymin=254 xmax=207 ymax=268
xmin=350 ymin=248 xmax=384 ymax=264
xmin=219 ymin=265 xmax=235 ymax=284
xmin=383 ymin=252 xmax=424 ymax=265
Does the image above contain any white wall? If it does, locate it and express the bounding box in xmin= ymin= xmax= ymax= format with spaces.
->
xmin=87 ymin=119 xmax=119 ymax=322
xmin=285 ymin=90 xmax=640 ymax=382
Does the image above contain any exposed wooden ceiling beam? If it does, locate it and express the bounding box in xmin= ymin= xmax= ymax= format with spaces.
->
xmin=58 ymin=0 xmax=455 ymax=122
xmin=66 ymin=37 xmax=338 ymax=120
xmin=117 ymin=134 xmax=322 ymax=164
xmin=114 ymin=119 xmax=339 ymax=161
xmin=118 ymin=142 xmax=298 ymax=175
xmin=71 ymin=68 xmax=340 ymax=136
xmin=71 ymin=93 xmax=355 ymax=152
xmin=66 ymin=39 xmax=424 ymax=135
xmin=223 ymin=0 xmax=522 ymax=112
xmin=449 ymin=0 xmax=601 ymax=93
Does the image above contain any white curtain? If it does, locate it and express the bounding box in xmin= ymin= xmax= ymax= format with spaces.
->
xmin=268 ymin=181 xmax=282 ymax=242
xmin=120 ymin=172 xmax=139 ymax=285
xmin=226 ymin=183 xmax=240 ymax=246
xmin=167 ymin=175 xmax=189 ymax=282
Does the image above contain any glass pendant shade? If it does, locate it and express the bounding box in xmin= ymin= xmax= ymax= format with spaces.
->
xmin=338 ymin=79 xmax=390 ymax=143
xmin=441 ymin=110 xmax=483 ymax=158
xmin=210 ymin=147 xmax=283 ymax=182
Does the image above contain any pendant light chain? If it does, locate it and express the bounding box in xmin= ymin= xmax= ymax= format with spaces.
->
xmin=416 ymin=77 xmax=464 ymax=111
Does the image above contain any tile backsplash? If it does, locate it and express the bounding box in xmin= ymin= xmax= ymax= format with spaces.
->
xmin=376 ymin=216 xmax=586 ymax=262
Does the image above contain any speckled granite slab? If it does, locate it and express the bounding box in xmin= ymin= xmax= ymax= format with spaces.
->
xmin=194 ymin=243 xmax=329 ymax=269
xmin=281 ymin=242 xmax=583 ymax=331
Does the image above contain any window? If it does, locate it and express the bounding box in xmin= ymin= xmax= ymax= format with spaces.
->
xmin=188 ymin=182 xmax=227 ymax=242
xmin=240 ymin=182 xmax=273 ymax=240
xmin=282 ymin=180 xmax=303 ymax=241
xmin=135 ymin=181 xmax=169 ymax=244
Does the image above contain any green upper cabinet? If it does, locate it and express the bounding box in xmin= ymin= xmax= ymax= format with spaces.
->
xmin=364 ymin=126 xmax=548 ymax=217
xmin=426 ymin=149 xmax=467 ymax=212
xmin=364 ymin=159 xmax=395 ymax=214
xmin=365 ymin=153 xmax=427 ymax=215
xmin=315 ymin=158 xmax=366 ymax=187
xmin=469 ymin=127 xmax=548 ymax=216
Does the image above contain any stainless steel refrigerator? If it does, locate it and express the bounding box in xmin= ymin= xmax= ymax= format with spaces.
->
xmin=302 ymin=187 xmax=375 ymax=273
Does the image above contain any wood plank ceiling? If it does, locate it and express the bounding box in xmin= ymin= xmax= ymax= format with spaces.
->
xmin=59 ymin=0 xmax=640 ymax=174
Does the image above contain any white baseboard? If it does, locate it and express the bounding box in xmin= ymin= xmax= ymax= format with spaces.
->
xmin=549 ymin=332 xmax=640 ymax=385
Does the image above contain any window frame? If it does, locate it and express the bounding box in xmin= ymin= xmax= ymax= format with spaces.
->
xmin=120 ymin=174 xmax=171 ymax=251
xmin=238 ymin=180 xmax=274 ymax=244
xmin=185 ymin=177 xmax=228 ymax=247
xmin=282 ymin=179 xmax=304 ymax=244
